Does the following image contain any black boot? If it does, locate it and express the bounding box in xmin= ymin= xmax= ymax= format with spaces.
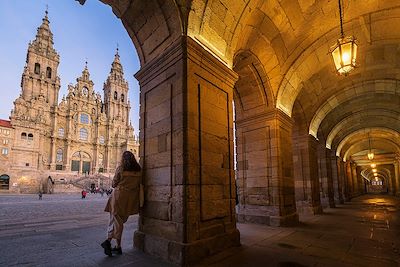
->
xmin=101 ymin=240 xmax=112 ymax=257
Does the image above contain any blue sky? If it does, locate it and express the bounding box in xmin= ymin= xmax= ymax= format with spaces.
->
xmin=0 ymin=0 xmax=141 ymax=132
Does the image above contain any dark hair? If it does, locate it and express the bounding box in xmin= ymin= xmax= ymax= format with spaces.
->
xmin=120 ymin=151 xmax=141 ymax=172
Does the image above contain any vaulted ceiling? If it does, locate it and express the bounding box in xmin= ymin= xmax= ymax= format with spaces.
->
xmin=101 ymin=0 xmax=400 ymax=165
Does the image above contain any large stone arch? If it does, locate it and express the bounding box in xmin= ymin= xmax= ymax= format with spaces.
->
xmin=100 ymin=0 xmax=185 ymax=65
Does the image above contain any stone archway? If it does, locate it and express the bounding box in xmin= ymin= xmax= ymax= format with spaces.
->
xmin=0 ymin=174 xmax=10 ymax=190
xmin=71 ymin=151 xmax=92 ymax=174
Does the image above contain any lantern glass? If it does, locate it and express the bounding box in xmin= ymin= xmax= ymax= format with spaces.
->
xmin=367 ymin=152 xmax=374 ymax=160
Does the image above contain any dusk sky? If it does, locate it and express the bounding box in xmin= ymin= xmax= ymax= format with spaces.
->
xmin=0 ymin=0 xmax=141 ymax=132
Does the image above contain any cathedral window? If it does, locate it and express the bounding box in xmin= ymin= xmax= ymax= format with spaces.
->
xmin=46 ymin=67 xmax=52 ymax=78
xmin=121 ymin=94 xmax=125 ymax=102
xmin=34 ymin=63 xmax=40 ymax=74
xmin=56 ymin=149 xmax=63 ymax=162
xmin=80 ymin=114 xmax=90 ymax=124
xmin=58 ymin=128 xmax=64 ymax=137
xmin=21 ymin=132 xmax=27 ymax=140
xmin=28 ymin=133 xmax=33 ymax=140
xmin=79 ymin=128 xmax=88 ymax=141
xmin=99 ymin=136 xmax=105 ymax=144
xmin=1 ymin=148 xmax=8 ymax=155
xmin=114 ymin=91 xmax=118 ymax=100
xmin=92 ymin=108 xmax=96 ymax=115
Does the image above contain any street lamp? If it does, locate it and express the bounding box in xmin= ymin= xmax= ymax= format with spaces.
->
xmin=329 ymin=0 xmax=358 ymax=75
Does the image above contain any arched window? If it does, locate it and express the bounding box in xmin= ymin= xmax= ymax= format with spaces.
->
xmin=99 ymin=135 xmax=105 ymax=144
xmin=58 ymin=128 xmax=64 ymax=137
xmin=114 ymin=91 xmax=118 ymax=100
xmin=46 ymin=67 xmax=52 ymax=78
xmin=34 ymin=63 xmax=40 ymax=74
xmin=121 ymin=94 xmax=125 ymax=102
xmin=79 ymin=128 xmax=88 ymax=141
xmin=92 ymin=108 xmax=96 ymax=115
xmin=80 ymin=113 xmax=90 ymax=124
xmin=21 ymin=132 xmax=27 ymax=139
xmin=28 ymin=133 xmax=33 ymax=140
xmin=56 ymin=149 xmax=63 ymax=162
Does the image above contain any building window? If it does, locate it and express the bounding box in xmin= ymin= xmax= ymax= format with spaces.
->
xmin=56 ymin=165 xmax=63 ymax=171
xmin=114 ymin=91 xmax=118 ymax=100
xmin=28 ymin=133 xmax=33 ymax=140
xmin=25 ymin=163 xmax=29 ymax=167
xmin=73 ymin=103 xmax=78 ymax=110
xmin=21 ymin=132 xmax=27 ymax=140
xmin=34 ymin=63 xmax=40 ymax=74
xmin=99 ymin=136 xmax=105 ymax=144
xmin=80 ymin=114 xmax=89 ymax=124
xmin=3 ymin=139 xmax=9 ymax=145
xmin=58 ymin=128 xmax=64 ymax=137
xmin=92 ymin=108 xmax=96 ymax=115
xmin=46 ymin=67 xmax=52 ymax=78
xmin=121 ymin=94 xmax=125 ymax=102
xmin=56 ymin=149 xmax=63 ymax=162
xmin=1 ymin=148 xmax=8 ymax=155
xmin=79 ymin=128 xmax=88 ymax=141
xmin=4 ymin=130 xmax=9 ymax=135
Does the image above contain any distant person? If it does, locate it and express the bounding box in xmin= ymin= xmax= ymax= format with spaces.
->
xmin=38 ymin=191 xmax=42 ymax=200
xmin=81 ymin=190 xmax=87 ymax=199
xmin=101 ymin=151 xmax=141 ymax=256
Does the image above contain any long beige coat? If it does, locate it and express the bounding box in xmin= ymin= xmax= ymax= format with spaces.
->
xmin=104 ymin=168 xmax=141 ymax=216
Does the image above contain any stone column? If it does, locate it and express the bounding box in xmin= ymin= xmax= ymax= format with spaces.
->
xmin=292 ymin=134 xmax=322 ymax=215
xmin=344 ymin=161 xmax=352 ymax=201
xmin=394 ymin=161 xmax=400 ymax=196
xmin=336 ymin=157 xmax=345 ymax=203
xmin=236 ymin=110 xmax=298 ymax=226
xmin=49 ymin=137 xmax=56 ymax=171
xmin=133 ymin=37 xmax=240 ymax=266
xmin=64 ymin=140 xmax=71 ymax=171
xmin=351 ymin=163 xmax=359 ymax=196
xmin=323 ymin=148 xmax=335 ymax=208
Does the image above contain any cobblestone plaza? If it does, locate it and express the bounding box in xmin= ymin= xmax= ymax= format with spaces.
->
xmin=0 ymin=193 xmax=399 ymax=266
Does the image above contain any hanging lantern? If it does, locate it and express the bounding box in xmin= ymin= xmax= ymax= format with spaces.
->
xmin=330 ymin=36 xmax=358 ymax=75
xmin=330 ymin=0 xmax=358 ymax=75
xmin=367 ymin=151 xmax=374 ymax=160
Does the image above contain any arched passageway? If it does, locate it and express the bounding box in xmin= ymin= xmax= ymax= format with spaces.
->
xmin=74 ymin=0 xmax=400 ymax=265
xmin=0 ymin=174 xmax=10 ymax=190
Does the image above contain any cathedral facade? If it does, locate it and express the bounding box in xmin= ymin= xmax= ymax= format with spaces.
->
xmin=0 ymin=12 xmax=139 ymax=193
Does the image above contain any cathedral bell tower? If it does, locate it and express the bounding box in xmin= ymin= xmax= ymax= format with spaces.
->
xmin=103 ymin=48 xmax=130 ymax=125
xmin=20 ymin=10 xmax=61 ymax=107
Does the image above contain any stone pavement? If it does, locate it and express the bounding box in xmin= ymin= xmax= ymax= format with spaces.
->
xmin=0 ymin=193 xmax=399 ymax=266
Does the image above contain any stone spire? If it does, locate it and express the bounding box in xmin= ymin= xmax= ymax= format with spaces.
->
xmin=30 ymin=9 xmax=56 ymax=56
xmin=109 ymin=47 xmax=124 ymax=81
xmin=80 ymin=60 xmax=91 ymax=82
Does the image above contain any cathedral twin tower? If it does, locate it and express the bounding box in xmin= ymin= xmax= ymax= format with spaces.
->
xmin=0 ymin=11 xmax=138 ymax=193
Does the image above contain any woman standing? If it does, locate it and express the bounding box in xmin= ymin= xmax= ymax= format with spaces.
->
xmin=101 ymin=151 xmax=141 ymax=256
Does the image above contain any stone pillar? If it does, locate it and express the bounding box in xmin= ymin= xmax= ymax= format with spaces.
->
xmin=394 ymin=161 xmax=400 ymax=196
xmin=324 ymin=148 xmax=335 ymax=208
xmin=293 ymin=134 xmax=322 ymax=215
xmin=133 ymin=37 xmax=240 ymax=266
xmin=330 ymin=152 xmax=340 ymax=204
xmin=336 ymin=157 xmax=345 ymax=203
xmin=236 ymin=110 xmax=298 ymax=226
xmin=344 ymin=161 xmax=352 ymax=201
xmin=49 ymin=137 xmax=56 ymax=171
xmin=351 ymin=163 xmax=359 ymax=196
xmin=64 ymin=140 xmax=71 ymax=171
